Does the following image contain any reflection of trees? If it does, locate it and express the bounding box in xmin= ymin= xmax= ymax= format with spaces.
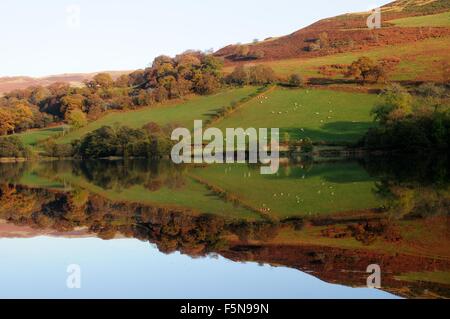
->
xmin=360 ymin=154 xmax=450 ymax=185
xmin=75 ymin=160 xmax=187 ymax=192
xmin=32 ymin=160 xmax=188 ymax=193
xmin=1 ymin=183 xmax=450 ymax=298
xmin=0 ymin=184 xmax=289 ymax=255
xmin=374 ymin=181 xmax=450 ymax=219
xmin=0 ymin=162 xmax=30 ymax=183
xmin=360 ymin=154 xmax=450 ymax=219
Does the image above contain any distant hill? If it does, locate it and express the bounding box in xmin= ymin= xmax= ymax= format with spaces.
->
xmin=0 ymin=71 xmax=130 ymax=95
xmin=214 ymin=0 xmax=450 ymax=63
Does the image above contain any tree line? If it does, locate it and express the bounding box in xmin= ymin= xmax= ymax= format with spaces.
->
xmin=0 ymin=51 xmax=224 ymax=136
xmin=360 ymin=82 xmax=450 ymax=151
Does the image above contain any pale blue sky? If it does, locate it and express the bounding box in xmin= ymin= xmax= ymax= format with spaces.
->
xmin=0 ymin=0 xmax=390 ymax=77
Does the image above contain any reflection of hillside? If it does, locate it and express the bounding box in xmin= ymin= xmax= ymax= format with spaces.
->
xmin=0 ymin=183 xmax=449 ymax=298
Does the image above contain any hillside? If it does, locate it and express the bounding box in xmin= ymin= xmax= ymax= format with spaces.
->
xmin=0 ymin=71 xmax=129 ymax=95
xmin=215 ymin=0 xmax=450 ymax=81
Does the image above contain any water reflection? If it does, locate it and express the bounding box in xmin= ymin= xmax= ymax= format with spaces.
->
xmin=0 ymin=156 xmax=449 ymax=298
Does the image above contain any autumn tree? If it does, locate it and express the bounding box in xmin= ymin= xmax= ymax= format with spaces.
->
xmin=65 ymin=109 xmax=88 ymax=129
xmin=86 ymin=73 xmax=114 ymax=89
xmin=227 ymin=65 xmax=248 ymax=86
xmin=288 ymin=74 xmax=304 ymax=87
xmin=346 ymin=57 xmax=398 ymax=84
xmin=193 ymin=73 xmax=221 ymax=95
xmin=318 ymin=32 xmax=329 ymax=49
xmin=346 ymin=57 xmax=377 ymax=84
xmin=248 ymin=65 xmax=276 ymax=85
xmin=11 ymin=104 xmax=33 ymax=132
xmin=235 ymin=45 xmax=250 ymax=58
xmin=416 ymin=82 xmax=446 ymax=111
xmin=371 ymin=84 xmax=413 ymax=124
xmin=115 ymin=74 xmax=130 ymax=88
xmin=60 ymin=94 xmax=85 ymax=115
xmin=0 ymin=108 xmax=14 ymax=135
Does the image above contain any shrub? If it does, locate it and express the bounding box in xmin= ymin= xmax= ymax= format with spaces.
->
xmin=288 ymin=74 xmax=304 ymax=87
xmin=43 ymin=140 xmax=74 ymax=158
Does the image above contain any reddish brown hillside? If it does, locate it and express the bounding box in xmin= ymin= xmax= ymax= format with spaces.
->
xmin=214 ymin=0 xmax=450 ymax=64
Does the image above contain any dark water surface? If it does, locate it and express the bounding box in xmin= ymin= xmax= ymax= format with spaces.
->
xmin=0 ymin=156 xmax=448 ymax=299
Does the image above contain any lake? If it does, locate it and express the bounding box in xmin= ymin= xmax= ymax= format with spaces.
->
xmin=0 ymin=156 xmax=448 ymax=299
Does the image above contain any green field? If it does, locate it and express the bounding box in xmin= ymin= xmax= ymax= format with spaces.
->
xmin=389 ymin=11 xmax=450 ymax=27
xmin=56 ymin=87 xmax=258 ymax=144
xmin=16 ymin=126 xmax=67 ymax=146
xmin=189 ymin=162 xmax=382 ymax=219
xmin=229 ymin=37 xmax=450 ymax=81
xmin=214 ymin=87 xmax=379 ymax=143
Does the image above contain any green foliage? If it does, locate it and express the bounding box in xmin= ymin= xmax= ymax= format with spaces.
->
xmin=76 ymin=125 xmax=173 ymax=159
xmin=300 ymin=138 xmax=314 ymax=153
xmin=371 ymin=84 xmax=413 ymax=124
xmin=0 ymin=136 xmax=30 ymax=158
xmin=43 ymin=140 xmax=74 ymax=158
xmin=363 ymin=83 xmax=450 ymax=151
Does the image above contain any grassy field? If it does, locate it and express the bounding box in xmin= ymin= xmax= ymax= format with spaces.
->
xmin=56 ymin=87 xmax=258 ymax=144
xmin=189 ymin=162 xmax=382 ymax=219
xmin=214 ymin=87 xmax=379 ymax=143
xmin=15 ymin=126 xmax=67 ymax=146
xmin=389 ymin=11 xmax=450 ymax=27
xmin=225 ymin=37 xmax=450 ymax=81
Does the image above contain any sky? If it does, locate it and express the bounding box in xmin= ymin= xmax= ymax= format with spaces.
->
xmin=0 ymin=0 xmax=391 ymax=77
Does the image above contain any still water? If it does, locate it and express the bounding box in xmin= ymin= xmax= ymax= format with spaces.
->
xmin=0 ymin=157 xmax=448 ymax=299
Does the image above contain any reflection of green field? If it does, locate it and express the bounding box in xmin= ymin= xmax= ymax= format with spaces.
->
xmin=57 ymin=87 xmax=258 ymax=144
xmin=189 ymin=162 xmax=382 ymax=219
xmin=6 ymin=160 xmax=383 ymax=221
xmin=215 ymin=87 xmax=378 ymax=143
xmin=19 ymin=172 xmax=65 ymax=189
xmin=50 ymin=172 xmax=261 ymax=221
xmin=395 ymin=271 xmax=450 ymax=285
